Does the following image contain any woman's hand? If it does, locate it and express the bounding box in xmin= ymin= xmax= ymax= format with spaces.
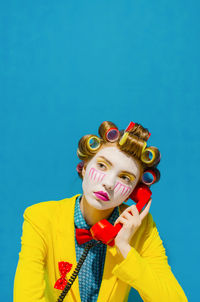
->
xmin=114 ymin=199 xmax=152 ymax=258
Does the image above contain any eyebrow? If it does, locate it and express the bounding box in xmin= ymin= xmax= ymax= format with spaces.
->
xmin=97 ymin=156 xmax=136 ymax=178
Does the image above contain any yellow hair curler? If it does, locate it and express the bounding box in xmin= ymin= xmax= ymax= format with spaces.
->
xmin=142 ymin=141 xmax=147 ymax=153
xmin=86 ymin=136 xmax=101 ymax=152
xmin=141 ymin=147 xmax=156 ymax=164
xmin=141 ymin=145 xmax=162 ymax=166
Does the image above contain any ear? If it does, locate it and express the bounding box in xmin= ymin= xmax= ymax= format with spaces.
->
xmin=82 ymin=164 xmax=86 ymax=178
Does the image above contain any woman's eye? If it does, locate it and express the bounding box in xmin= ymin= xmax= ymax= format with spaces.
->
xmin=97 ymin=162 xmax=107 ymax=170
xmin=120 ymin=175 xmax=131 ymax=183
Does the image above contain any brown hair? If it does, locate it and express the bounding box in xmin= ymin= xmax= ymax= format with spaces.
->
xmin=77 ymin=121 xmax=161 ymax=185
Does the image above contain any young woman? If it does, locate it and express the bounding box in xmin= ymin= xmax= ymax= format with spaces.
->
xmin=14 ymin=121 xmax=188 ymax=302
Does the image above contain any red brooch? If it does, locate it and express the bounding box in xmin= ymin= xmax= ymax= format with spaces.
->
xmin=54 ymin=261 xmax=73 ymax=290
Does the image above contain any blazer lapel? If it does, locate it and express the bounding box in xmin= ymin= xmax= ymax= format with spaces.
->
xmin=56 ymin=194 xmax=81 ymax=302
xmin=97 ymin=245 xmax=120 ymax=301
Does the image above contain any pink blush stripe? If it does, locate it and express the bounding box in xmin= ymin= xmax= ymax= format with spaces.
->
xmin=88 ymin=167 xmax=106 ymax=183
xmin=123 ymin=187 xmax=131 ymax=196
xmin=121 ymin=186 xmax=126 ymax=195
xmin=93 ymin=171 xmax=97 ymax=181
xmin=115 ymin=182 xmax=132 ymax=196
xmin=100 ymin=174 xmax=105 ymax=182
xmin=89 ymin=168 xmax=95 ymax=180
xmin=115 ymin=182 xmax=122 ymax=193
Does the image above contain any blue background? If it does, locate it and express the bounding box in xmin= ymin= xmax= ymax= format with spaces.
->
xmin=0 ymin=1 xmax=199 ymax=301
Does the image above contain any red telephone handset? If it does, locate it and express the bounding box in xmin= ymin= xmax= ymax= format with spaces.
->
xmin=90 ymin=184 xmax=152 ymax=246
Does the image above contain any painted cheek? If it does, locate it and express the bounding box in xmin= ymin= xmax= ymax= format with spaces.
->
xmin=114 ymin=181 xmax=132 ymax=197
xmin=88 ymin=167 xmax=106 ymax=184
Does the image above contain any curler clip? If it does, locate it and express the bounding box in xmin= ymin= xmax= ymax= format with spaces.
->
xmin=125 ymin=122 xmax=135 ymax=132
xmin=147 ymin=132 xmax=151 ymax=140
xmin=119 ymin=121 xmax=135 ymax=146
xmin=119 ymin=132 xmax=129 ymax=146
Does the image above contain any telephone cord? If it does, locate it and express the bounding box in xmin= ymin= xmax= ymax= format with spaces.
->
xmin=56 ymin=240 xmax=102 ymax=302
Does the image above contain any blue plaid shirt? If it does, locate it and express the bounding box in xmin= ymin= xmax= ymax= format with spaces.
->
xmin=74 ymin=194 xmax=120 ymax=302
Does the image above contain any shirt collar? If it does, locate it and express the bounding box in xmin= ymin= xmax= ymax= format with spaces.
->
xmin=74 ymin=194 xmax=120 ymax=229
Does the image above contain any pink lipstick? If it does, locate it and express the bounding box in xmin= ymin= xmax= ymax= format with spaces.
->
xmin=94 ymin=191 xmax=110 ymax=201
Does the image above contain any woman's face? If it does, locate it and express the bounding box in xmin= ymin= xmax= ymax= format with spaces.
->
xmin=82 ymin=145 xmax=142 ymax=210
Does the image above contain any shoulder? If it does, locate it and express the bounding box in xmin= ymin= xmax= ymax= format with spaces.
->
xmin=23 ymin=194 xmax=80 ymax=225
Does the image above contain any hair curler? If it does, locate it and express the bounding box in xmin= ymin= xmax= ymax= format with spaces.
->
xmin=105 ymin=128 xmax=120 ymax=142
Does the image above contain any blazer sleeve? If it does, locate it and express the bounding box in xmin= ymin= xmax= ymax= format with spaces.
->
xmin=13 ymin=205 xmax=48 ymax=302
xmin=112 ymin=213 xmax=188 ymax=302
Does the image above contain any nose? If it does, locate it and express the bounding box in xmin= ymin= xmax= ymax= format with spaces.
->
xmin=102 ymin=174 xmax=116 ymax=191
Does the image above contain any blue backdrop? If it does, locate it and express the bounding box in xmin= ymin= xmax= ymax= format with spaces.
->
xmin=1 ymin=1 xmax=199 ymax=301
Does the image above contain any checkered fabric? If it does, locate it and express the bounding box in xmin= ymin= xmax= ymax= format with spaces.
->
xmin=74 ymin=194 xmax=120 ymax=302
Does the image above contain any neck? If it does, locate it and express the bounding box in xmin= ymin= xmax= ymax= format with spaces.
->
xmin=79 ymin=194 xmax=115 ymax=226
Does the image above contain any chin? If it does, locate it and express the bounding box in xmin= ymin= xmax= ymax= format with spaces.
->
xmin=88 ymin=197 xmax=106 ymax=209
xmin=86 ymin=195 xmax=112 ymax=210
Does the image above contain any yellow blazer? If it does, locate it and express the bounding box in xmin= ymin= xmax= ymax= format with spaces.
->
xmin=14 ymin=194 xmax=188 ymax=302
